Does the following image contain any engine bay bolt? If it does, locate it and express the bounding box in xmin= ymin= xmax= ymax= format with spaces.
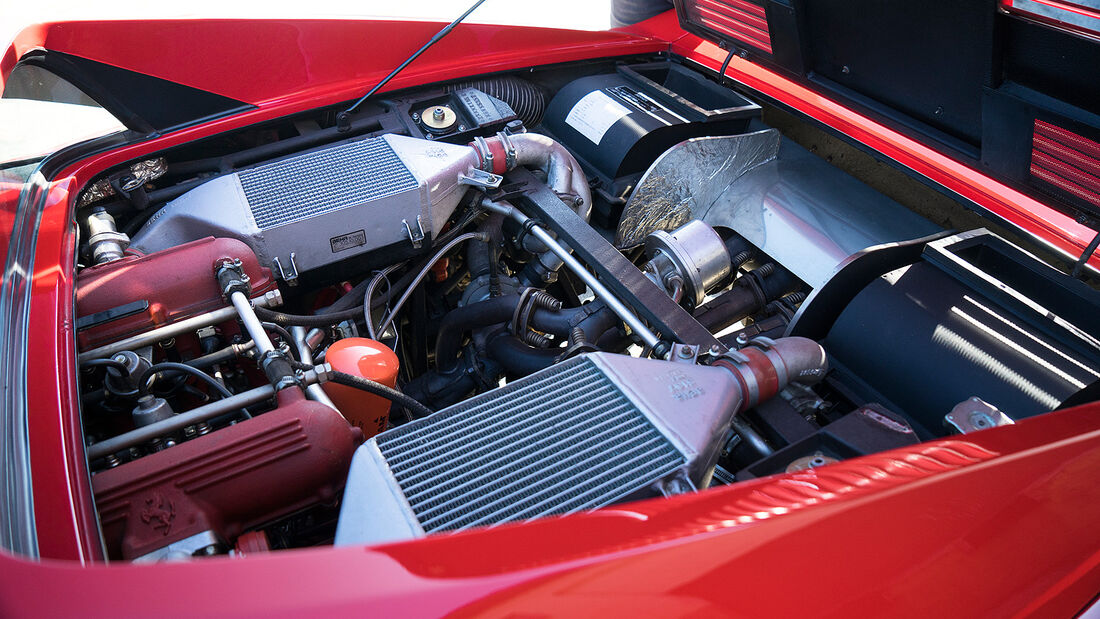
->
xmin=411 ymin=112 xmax=420 ymax=122
xmin=433 ymin=107 xmax=446 ymax=122
xmin=679 ymin=346 xmax=695 ymax=358
xmin=735 ymin=333 xmax=750 ymax=347
xmin=708 ymin=345 xmax=722 ymax=356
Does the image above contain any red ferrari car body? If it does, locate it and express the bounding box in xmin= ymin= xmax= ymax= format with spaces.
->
xmin=2 ymin=7 xmax=1100 ymax=617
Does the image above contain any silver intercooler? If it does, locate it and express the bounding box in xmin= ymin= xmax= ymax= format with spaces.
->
xmin=129 ymin=134 xmax=483 ymax=280
xmin=336 ymin=352 xmax=756 ymax=546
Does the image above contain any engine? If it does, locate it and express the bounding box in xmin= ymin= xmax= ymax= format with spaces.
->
xmin=74 ymin=63 xmax=1100 ymax=560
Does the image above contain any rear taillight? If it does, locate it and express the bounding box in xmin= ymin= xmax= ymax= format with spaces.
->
xmin=681 ymin=0 xmax=772 ymax=54
xmin=1030 ymin=119 xmax=1100 ymax=209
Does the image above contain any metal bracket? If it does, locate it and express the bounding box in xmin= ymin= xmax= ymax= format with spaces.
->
xmin=670 ymin=343 xmax=700 ymax=364
xmin=458 ymin=169 xmax=503 ymax=189
xmin=402 ymin=216 xmax=426 ymax=249
xmin=272 ymin=252 xmax=299 ymax=286
xmin=133 ymin=530 xmax=222 ymax=563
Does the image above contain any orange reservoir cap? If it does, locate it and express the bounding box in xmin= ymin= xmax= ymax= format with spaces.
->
xmin=323 ymin=337 xmax=400 ymax=438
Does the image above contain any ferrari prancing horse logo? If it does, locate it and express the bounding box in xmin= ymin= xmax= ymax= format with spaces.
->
xmin=140 ymin=492 xmax=175 ymax=536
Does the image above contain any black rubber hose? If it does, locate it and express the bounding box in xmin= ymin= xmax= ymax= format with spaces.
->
xmin=139 ymin=362 xmax=231 ymax=397
xmin=445 ymin=76 xmax=547 ymax=128
xmin=467 ymin=213 xmax=504 ymax=281
xmin=254 ymin=305 xmax=366 ymax=327
xmin=330 ymin=371 xmax=434 ymax=418
xmin=529 ymin=302 xmax=619 ymax=340
xmin=485 ymin=331 xmax=560 ymax=375
xmin=184 ymin=345 xmax=242 ymax=369
xmin=435 ymin=295 xmax=522 ymax=374
xmin=139 ymin=362 xmax=251 ymax=419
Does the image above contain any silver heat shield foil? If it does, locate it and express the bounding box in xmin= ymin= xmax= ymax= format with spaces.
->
xmin=616 ymin=129 xmax=941 ymax=289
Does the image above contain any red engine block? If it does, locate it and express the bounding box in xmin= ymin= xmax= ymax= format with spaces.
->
xmin=93 ymin=392 xmax=363 ymax=560
xmin=76 ymin=236 xmax=278 ymax=350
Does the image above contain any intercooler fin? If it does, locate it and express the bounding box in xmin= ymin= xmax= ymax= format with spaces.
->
xmin=336 ymin=353 xmax=743 ymax=547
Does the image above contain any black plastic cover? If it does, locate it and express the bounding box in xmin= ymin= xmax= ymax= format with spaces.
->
xmin=542 ymin=62 xmax=759 ymax=180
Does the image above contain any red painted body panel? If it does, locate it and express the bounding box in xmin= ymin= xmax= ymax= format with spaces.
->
xmin=2 ymin=13 xmax=1099 ymax=618
xmin=2 ymin=20 xmax=667 ymax=107
xmin=1 ymin=402 xmax=1099 ymax=617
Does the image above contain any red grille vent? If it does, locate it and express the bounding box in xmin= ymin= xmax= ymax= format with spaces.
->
xmin=684 ymin=0 xmax=773 ymax=54
xmin=1030 ymin=119 xmax=1100 ymax=209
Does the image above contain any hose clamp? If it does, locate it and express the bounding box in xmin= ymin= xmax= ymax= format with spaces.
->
xmin=497 ymin=131 xmax=517 ymax=170
xmin=214 ymin=258 xmax=251 ymax=300
xmin=473 ymin=136 xmax=493 ymax=173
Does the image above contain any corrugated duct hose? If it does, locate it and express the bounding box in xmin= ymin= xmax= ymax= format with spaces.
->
xmin=445 ymin=76 xmax=548 ymax=128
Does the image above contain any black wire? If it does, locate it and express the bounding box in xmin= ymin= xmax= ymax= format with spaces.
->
xmin=82 ymin=358 xmax=129 ymax=373
xmin=329 ymin=370 xmax=434 ymax=419
xmin=83 ymin=358 xmax=141 ymax=398
xmin=254 ymin=305 xmax=365 ymax=327
xmin=261 ymin=321 xmax=298 ymax=360
xmin=719 ymin=47 xmax=737 ymax=85
xmin=1071 ymin=229 xmax=1100 ymax=279
xmin=138 ymin=362 xmax=251 ymax=419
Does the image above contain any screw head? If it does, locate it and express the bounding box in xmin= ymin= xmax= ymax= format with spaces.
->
xmin=679 ymin=346 xmax=695 ymax=358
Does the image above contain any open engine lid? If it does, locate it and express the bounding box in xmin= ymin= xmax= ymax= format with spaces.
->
xmin=673 ymin=0 xmax=1100 ymax=229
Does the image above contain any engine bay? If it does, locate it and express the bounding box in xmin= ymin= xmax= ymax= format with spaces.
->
xmin=72 ymin=56 xmax=1100 ymax=561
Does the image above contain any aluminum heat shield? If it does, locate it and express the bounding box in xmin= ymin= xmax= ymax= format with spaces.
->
xmin=334 ymin=353 xmax=740 ymax=547
xmin=616 ymin=129 xmax=780 ymax=248
xmin=617 ymin=130 xmax=942 ymax=289
xmin=130 ymin=134 xmax=481 ymax=278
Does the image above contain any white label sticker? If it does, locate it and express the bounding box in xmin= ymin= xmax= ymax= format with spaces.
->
xmin=565 ymin=90 xmax=631 ymax=145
